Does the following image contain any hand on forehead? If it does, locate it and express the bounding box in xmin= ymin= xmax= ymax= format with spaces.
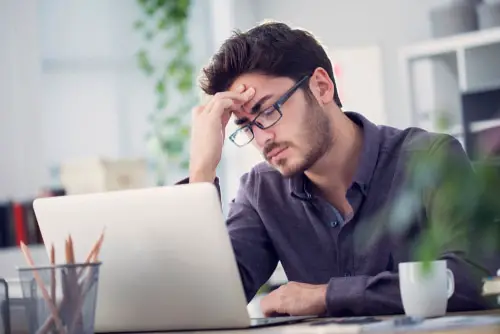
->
xmin=228 ymin=74 xmax=293 ymax=119
xmin=228 ymin=83 xmax=256 ymax=118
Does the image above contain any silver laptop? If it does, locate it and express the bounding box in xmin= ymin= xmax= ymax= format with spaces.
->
xmin=33 ymin=182 xmax=313 ymax=332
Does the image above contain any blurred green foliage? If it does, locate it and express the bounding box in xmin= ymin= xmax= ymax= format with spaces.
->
xmin=134 ymin=0 xmax=196 ymax=184
xmin=361 ymin=133 xmax=499 ymax=273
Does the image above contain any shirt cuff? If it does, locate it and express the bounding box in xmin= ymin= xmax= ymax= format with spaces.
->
xmin=175 ymin=176 xmax=220 ymax=186
xmin=175 ymin=177 xmax=190 ymax=185
xmin=325 ymin=275 xmax=368 ymax=316
xmin=174 ymin=177 xmax=222 ymax=201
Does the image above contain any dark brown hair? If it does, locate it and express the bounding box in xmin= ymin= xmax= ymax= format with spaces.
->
xmin=199 ymin=21 xmax=342 ymax=108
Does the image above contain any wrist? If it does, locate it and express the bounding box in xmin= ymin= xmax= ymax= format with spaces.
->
xmin=317 ymin=284 xmax=328 ymax=313
xmin=189 ymin=169 xmax=216 ymax=183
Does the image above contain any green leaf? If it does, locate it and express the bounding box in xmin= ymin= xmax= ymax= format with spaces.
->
xmin=163 ymin=140 xmax=184 ymax=155
xmin=157 ymin=16 xmax=169 ymax=30
xmin=163 ymin=116 xmax=181 ymax=126
xmin=145 ymin=4 xmax=157 ymax=16
xmin=163 ymin=37 xmax=180 ymax=49
xmin=177 ymin=75 xmax=193 ymax=93
xmin=156 ymin=97 xmax=167 ymax=110
xmin=156 ymin=0 xmax=167 ymax=7
xmin=180 ymin=159 xmax=190 ymax=170
xmin=179 ymin=125 xmax=190 ymax=137
xmin=155 ymin=80 xmax=165 ymax=94
xmin=136 ymin=50 xmax=154 ymax=75
xmin=133 ymin=20 xmax=145 ymax=30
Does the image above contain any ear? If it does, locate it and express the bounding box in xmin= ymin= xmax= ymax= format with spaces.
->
xmin=309 ymin=67 xmax=335 ymax=105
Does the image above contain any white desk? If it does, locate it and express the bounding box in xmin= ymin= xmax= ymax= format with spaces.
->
xmin=133 ymin=310 xmax=500 ymax=334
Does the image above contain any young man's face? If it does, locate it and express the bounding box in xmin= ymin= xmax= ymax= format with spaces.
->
xmin=228 ymin=73 xmax=332 ymax=177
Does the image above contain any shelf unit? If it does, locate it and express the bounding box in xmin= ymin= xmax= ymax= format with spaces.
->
xmin=399 ymin=27 xmax=500 ymax=159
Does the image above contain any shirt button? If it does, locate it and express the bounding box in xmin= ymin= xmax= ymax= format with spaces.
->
xmin=330 ymin=221 xmax=338 ymax=228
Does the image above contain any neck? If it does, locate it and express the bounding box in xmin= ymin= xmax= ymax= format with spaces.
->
xmin=305 ymin=111 xmax=364 ymax=198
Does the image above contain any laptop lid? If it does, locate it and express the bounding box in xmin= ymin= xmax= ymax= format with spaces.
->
xmin=33 ymin=182 xmax=251 ymax=332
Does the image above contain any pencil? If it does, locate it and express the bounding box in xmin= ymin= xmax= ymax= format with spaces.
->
xmin=84 ymin=228 xmax=106 ymax=263
xmin=65 ymin=236 xmax=80 ymax=333
xmin=50 ymin=244 xmax=56 ymax=309
xmin=92 ymin=232 xmax=105 ymax=262
xmin=20 ymin=242 xmax=66 ymax=334
xmin=68 ymin=235 xmax=75 ymax=264
xmin=77 ymin=229 xmax=105 ymax=277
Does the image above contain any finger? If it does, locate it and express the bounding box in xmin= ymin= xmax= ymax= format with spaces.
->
xmin=209 ymin=98 xmax=234 ymax=120
xmin=191 ymin=105 xmax=204 ymax=124
xmin=192 ymin=105 xmax=204 ymax=116
xmin=262 ymin=305 xmax=287 ymax=318
xmin=204 ymin=98 xmax=236 ymax=124
xmin=260 ymin=299 xmax=275 ymax=318
xmin=204 ymin=88 xmax=255 ymax=113
xmin=234 ymin=84 xmax=245 ymax=93
xmin=263 ymin=309 xmax=275 ymax=318
xmin=260 ymin=292 xmax=281 ymax=317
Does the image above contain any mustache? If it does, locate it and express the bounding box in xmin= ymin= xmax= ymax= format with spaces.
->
xmin=263 ymin=142 xmax=291 ymax=158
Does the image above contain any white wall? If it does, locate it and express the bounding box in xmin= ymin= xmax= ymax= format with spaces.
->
xmin=0 ymin=0 xmax=44 ymax=201
xmin=0 ymin=0 xmax=213 ymax=200
xmin=252 ymin=0 xmax=450 ymax=128
xmin=38 ymin=0 xmax=213 ymax=184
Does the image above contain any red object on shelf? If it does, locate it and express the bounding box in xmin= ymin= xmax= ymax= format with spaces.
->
xmin=12 ymin=202 xmax=27 ymax=245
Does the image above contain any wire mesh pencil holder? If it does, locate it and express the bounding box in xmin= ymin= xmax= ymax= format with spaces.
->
xmin=1 ymin=278 xmax=11 ymax=334
xmin=17 ymin=262 xmax=101 ymax=334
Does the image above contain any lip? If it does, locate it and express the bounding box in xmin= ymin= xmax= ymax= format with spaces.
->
xmin=267 ymin=147 xmax=288 ymax=161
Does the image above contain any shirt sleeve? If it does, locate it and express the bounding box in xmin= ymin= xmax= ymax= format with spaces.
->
xmin=176 ymin=174 xmax=279 ymax=303
xmin=325 ymin=252 xmax=488 ymax=316
xmin=325 ymin=134 xmax=492 ymax=316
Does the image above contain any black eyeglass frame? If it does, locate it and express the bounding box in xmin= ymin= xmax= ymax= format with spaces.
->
xmin=229 ymin=75 xmax=311 ymax=147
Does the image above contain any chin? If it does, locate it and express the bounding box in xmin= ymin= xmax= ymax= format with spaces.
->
xmin=272 ymin=158 xmax=307 ymax=178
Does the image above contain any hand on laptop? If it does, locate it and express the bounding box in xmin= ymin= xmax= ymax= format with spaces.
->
xmin=260 ymin=282 xmax=328 ymax=317
xmin=189 ymin=85 xmax=255 ymax=183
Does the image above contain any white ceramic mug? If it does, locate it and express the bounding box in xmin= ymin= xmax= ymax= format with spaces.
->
xmin=399 ymin=260 xmax=455 ymax=318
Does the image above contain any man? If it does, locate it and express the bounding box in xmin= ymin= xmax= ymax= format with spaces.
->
xmin=186 ymin=21 xmax=489 ymax=317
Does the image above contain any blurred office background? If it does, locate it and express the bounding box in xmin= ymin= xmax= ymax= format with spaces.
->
xmin=1 ymin=0 xmax=500 ymax=318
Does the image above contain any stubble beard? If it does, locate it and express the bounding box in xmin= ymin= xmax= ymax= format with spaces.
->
xmin=271 ymin=101 xmax=332 ymax=177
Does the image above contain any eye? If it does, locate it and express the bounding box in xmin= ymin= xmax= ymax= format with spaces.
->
xmin=262 ymin=106 xmax=276 ymax=117
xmin=240 ymin=126 xmax=252 ymax=133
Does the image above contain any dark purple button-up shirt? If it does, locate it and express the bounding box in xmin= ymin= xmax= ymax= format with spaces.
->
xmin=185 ymin=112 xmax=490 ymax=316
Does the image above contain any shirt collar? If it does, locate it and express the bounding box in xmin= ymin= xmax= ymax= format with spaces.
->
xmin=289 ymin=111 xmax=381 ymax=199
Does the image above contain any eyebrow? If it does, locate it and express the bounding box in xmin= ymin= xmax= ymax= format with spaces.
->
xmin=234 ymin=94 xmax=273 ymax=126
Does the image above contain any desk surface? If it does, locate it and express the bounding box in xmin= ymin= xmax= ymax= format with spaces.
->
xmin=137 ymin=310 xmax=500 ymax=334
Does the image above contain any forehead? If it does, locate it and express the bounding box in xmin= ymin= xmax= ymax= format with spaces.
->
xmin=229 ymin=73 xmax=293 ymax=92
xmin=229 ymin=73 xmax=295 ymax=118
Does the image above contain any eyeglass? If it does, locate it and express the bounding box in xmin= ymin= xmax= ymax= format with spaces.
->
xmin=229 ymin=75 xmax=310 ymax=147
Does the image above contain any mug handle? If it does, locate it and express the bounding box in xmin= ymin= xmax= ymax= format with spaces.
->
xmin=446 ymin=268 xmax=455 ymax=299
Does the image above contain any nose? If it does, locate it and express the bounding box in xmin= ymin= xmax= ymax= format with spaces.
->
xmin=253 ymin=126 xmax=275 ymax=149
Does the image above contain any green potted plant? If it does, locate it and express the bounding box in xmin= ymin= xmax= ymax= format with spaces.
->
xmin=133 ymin=0 xmax=196 ymax=185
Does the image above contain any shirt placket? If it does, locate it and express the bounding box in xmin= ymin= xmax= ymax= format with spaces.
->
xmin=339 ymin=185 xmax=367 ymax=276
xmin=314 ymin=184 xmax=366 ymax=277
xmin=310 ymin=198 xmax=344 ymax=276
